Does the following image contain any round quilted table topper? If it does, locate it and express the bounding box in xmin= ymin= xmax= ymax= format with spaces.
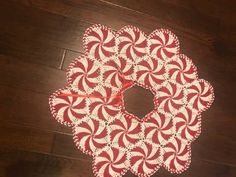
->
xmin=49 ymin=24 xmax=214 ymax=177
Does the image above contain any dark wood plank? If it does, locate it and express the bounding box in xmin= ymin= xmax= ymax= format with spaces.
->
xmin=0 ymin=33 xmax=64 ymax=68
xmin=0 ymin=85 xmax=59 ymax=132
xmin=0 ymin=123 xmax=53 ymax=153
xmin=0 ymin=54 xmax=66 ymax=94
xmin=0 ymin=148 xmax=94 ymax=177
xmin=189 ymin=0 xmax=236 ymax=24
xmin=0 ymin=1 xmax=89 ymax=52
xmin=139 ymin=0 xmax=236 ymax=24
xmin=192 ymin=133 xmax=236 ymax=166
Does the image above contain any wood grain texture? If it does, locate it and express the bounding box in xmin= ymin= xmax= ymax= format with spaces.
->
xmin=0 ymin=0 xmax=236 ymax=176
xmin=0 ymin=55 xmax=66 ymax=94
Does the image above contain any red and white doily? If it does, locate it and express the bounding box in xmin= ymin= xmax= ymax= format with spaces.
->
xmin=49 ymin=25 xmax=214 ymax=177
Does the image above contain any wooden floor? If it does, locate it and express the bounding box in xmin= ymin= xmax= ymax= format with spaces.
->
xmin=0 ymin=0 xmax=236 ymax=176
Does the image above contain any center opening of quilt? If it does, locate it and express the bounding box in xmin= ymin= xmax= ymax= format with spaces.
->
xmin=122 ymin=85 xmax=155 ymax=121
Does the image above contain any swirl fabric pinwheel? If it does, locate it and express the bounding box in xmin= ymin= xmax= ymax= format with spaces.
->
xmin=49 ymin=24 xmax=214 ymax=177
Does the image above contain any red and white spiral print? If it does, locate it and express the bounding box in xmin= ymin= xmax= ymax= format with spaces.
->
xmin=156 ymin=83 xmax=184 ymax=113
xmin=117 ymin=27 xmax=147 ymax=60
xmin=84 ymin=25 xmax=115 ymax=60
xmin=103 ymin=57 xmax=134 ymax=88
xmin=175 ymin=107 xmax=200 ymax=141
xmin=68 ymin=57 xmax=100 ymax=92
xmin=110 ymin=115 xmax=141 ymax=147
xmin=89 ymin=87 xmax=121 ymax=121
xmin=49 ymin=88 xmax=86 ymax=125
xmin=163 ymin=137 xmax=190 ymax=173
xmin=167 ymin=55 xmax=197 ymax=85
xmin=187 ymin=80 xmax=214 ymax=112
xmin=144 ymin=112 xmax=173 ymax=144
xmin=74 ymin=119 xmax=107 ymax=155
xmin=49 ymin=25 xmax=215 ymax=177
xmin=137 ymin=57 xmax=166 ymax=87
xmin=130 ymin=142 xmax=161 ymax=177
xmin=149 ymin=29 xmax=179 ymax=60
xmin=94 ymin=147 xmax=128 ymax=177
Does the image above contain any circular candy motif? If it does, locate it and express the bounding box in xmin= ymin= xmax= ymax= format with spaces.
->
xmin=117 ymin=26 xmax=147 ymax=60
xmin=49 ymin=88 xmax=87 ymax=126
xmin=136 ymin=57 xmax=166 ymax=88
xmin=148 ymin=29 xmax=179 ymax=60
xmin=89 ymin=86 xmax=121 ymax=121
xmin=163 ymin=137 xmax=191 ymax=173
xmin=73 ymin=118 xmax=108 ymax=155
xmin=187 ymin=79 xmax=214 ymax=111
xmin=144 ymin=112 xmax=173 ymax=145
xmin=156 ymin=82 xmax=185 ymax=113
xmin=174 ymin=107 xmax=201 ymax=142
xmin=103 ymin=56 xmax=134 ymax=88
xmin=110 ymin=115 xmax=141 ymax=147
xmin=84 ymin=25 xmax=116 ymax=60
xmin=129 ymin=142 xmax=162 ymax=177
xmin=93 ymin=147 xmax=128 ymax=177
xmin=67 ymin=56 xmax=100 ymax=92
xmin=166 ymin=54 xmax=197 ymax=85
xmin=49 ymin=25 xmax=214 ymax=177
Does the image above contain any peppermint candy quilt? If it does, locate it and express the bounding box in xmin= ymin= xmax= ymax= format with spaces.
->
xmin=49 ymin=24 xmax=214 ymax=177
